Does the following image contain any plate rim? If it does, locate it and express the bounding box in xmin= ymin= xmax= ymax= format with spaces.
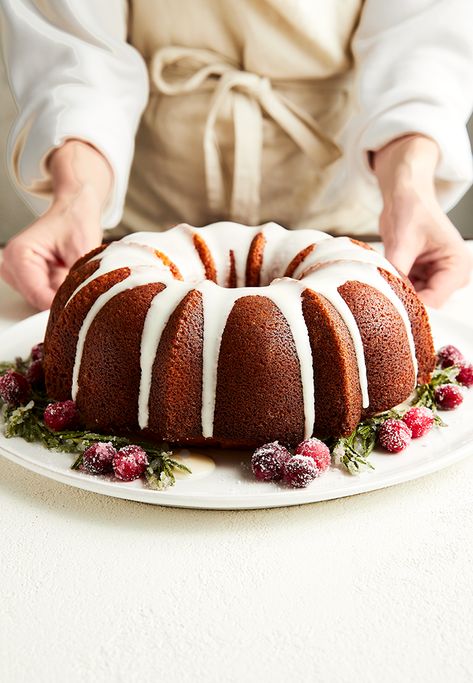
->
xmin=1 ymin=434 xmax=473 ymax=510
xmin=0 ymin=309 xmax=472 ymax=510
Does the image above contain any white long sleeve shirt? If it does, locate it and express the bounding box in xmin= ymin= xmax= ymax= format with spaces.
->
xmin=1 ymin=0 xmax=148 ymax=227
xmin=1 ymin=0 xmax=473 ymax=232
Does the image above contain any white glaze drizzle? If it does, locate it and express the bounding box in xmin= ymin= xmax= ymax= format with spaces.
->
xmin=66 ymin=241 xmax=175 ymax=304
xmin=138 ymin=281 xmax=194 ymax=428
xmin=263 ymin=278 xmax=315 ymax=437
xmin=198 ymin=281 xmax=242 ymax=437
xmin=302 ymin=261 xmax=417 ymax=408
xmin=293 ymin=236 xmax=399 ymax=280
xmin=197 ymin=278 xmax=315 ymax=438
xmin=367 ymin=272 xmax=418 ymax=381
xmin=195 ymin=222 xmax=262 ymax=286
xmin=71 ymin=269 xmax=164 ymax=400
xmin=67 ymin=222 xmax=418 ymax=438
xmin=259 ymin=223 xmax=331 ymax=285
xmin=123 ymin=224 xmax=206 ymax=282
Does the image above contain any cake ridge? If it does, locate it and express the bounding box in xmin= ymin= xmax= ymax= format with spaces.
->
xmin=138 ymin=281 xmax=194 ymax=429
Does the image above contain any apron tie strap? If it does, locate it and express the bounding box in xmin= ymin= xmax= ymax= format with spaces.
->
xmin=151 ymin=46 xmax=341 ymax=225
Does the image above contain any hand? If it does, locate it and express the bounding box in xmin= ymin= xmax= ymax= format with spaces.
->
xmin=1 ymin=197 xmax=103 ymax=309
xmin=373 ymin=135 xmax=472 ymax=308
xmin=1 ymin=141 xmax=112 ymax=310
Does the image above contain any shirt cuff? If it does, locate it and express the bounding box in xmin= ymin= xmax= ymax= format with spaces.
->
xmin=356 ymin=102 xmax=473 ymax=211
xmin=9 ymin=87 xmax=138 ymax=228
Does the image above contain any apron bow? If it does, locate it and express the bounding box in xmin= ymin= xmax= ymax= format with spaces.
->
xmin=151 ymin=46 xmax=341 ymax=225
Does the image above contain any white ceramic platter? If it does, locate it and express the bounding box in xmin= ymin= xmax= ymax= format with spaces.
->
xmin=0 ymin=310 xmax=472 ymax=509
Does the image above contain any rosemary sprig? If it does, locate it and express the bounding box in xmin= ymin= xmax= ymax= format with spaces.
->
xmin=329 ymin=409 xmax=400 ymax=475
xmin=145 ymin=453 xmax=191 ymax=490
xmin=328 ymin=364 xmax=460 ymax=475
xmin=0 ymin=356 xmax=31 ymax=376
xmin=1 ymin=361 xmax=191 ymax=489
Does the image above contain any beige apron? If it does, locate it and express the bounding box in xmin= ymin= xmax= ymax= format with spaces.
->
xmin=117 ymin=0 xmax=374 ymax=237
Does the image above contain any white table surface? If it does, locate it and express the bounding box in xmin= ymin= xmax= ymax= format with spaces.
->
xmin=1 ymin=245 xmax=473 ymax=683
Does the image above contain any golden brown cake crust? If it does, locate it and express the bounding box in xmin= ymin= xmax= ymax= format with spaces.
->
xmin=77 ymin=284 xmax=163 ymax=433
xmin=214 ymin=295 xmax=304 ymax=445
xmin=147 ymin=289 xmax=204 ymax=442
xmin=227 ymin=250 xmax=237 ymax=288
xmin=380 ymin=269 xmax=436 ymax=385
xmin=302 ymin=289 xmax=362 ymax=437
xmin=45 ymin=253 xmax=103 ymax=351
xmin=193 ymin=233 xmax=217 ymax=282
xmin=338 ymin=280 xmax=416 ymax=416
xmin=245 ymin=232 xmax=265 ymax=286
xmin=285 ymin=244 xmax=316 ymax=278
xmin=45 ymin=267 xmax=130 ymax=401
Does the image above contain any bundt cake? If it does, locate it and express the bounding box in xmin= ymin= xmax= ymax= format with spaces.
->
xmin=43 ymin=222 xmax=436 ymax=448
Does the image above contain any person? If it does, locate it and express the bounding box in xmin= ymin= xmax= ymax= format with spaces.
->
xmin=1 ymin=0 xmax=472 ymax=310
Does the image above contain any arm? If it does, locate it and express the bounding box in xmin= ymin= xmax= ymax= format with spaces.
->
xmin=350 ymin=0 xmax=473 ymax=306
xmin=0 ymin=0 xmax=149 ymax=309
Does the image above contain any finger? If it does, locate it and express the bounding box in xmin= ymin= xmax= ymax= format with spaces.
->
xmin=416 ymin=266 xmax=467 ymax=308
xmin=409 ymin=275 xmax=427 ymax=291
xmin=382 ymin=229 xmax=424 ymax=278
xmin=60 ymin=221 xmax=103 ymax=269
xmin=49 ymin=265 xmax=70 ymax=291
xmin=60 ymin=243 xmax=89 ymax=269
xmin=4 ymin=246 xmax=57 ymax=310
xmin=0 ymin=259 xmax=17 ymax=289
xmin=384 ymin=246 xmax=417 ymax=278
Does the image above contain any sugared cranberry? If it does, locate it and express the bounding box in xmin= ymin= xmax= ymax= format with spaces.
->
xmin=31 ymin=342 xmax=44 ymax=362
xmin=437 ymin=345 xmax=464 ymax=368
xmin=251 ymin=441 xmax=291 ymax=481
xmin=282 ymin=455 xmax=319 ymax=488
xmin=44 ymin=400 xmax=80 ymax=431
xmin=82 ymin=442 xmax=117 ymax=475
xmin=26 ymin=359 xmax=44 ymax=387
xmin=0 ymin=370 xmax=31 ymax=406
xmin=434 ymin=384 xmax=463 ymax=410
xmin=378 ymin=419 xmax=412 ymax=453
xmin=402 ymin=407 xmax=435 ymax=439
xmin=113 ymin=445 xmax=148 ymax=482
xmin=295 ymin=438 xmax=331 ymax=472
xmin=457 ymin=362 xmax=473 ymax=388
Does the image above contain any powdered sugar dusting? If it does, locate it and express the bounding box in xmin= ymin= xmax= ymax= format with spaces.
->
xmin=378 ymin=419 xmax=412 ymax=453
xmin=282 ymin=455 xmax=319 ymax=488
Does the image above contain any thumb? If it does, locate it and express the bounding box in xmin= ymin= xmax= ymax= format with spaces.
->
xmin=379 ymin=201 xmax=425 ymax=278
xmin=383 ymin=243 xmax=416 ymax=279
xmin=2 ymin=244 xmax=57 ymax=310
xmin=60 ymin=217 xmax=103 ymax=270
xmin=381 ymin=224 xmax=424 ymax=278
xmin=416 ymin=268 xmax=459 ymax=309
